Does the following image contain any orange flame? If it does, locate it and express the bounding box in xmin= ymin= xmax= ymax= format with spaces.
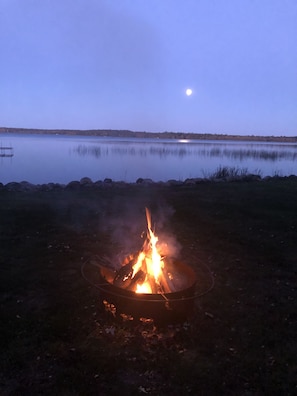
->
xmin=133 ymin=208 xmax=164 ymax=294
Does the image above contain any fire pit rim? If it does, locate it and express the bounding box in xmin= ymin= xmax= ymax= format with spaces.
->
xmin=81 ymin=255 xmax=214 ymax=303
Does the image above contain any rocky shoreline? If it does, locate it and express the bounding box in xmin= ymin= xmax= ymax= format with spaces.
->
xmin=2 ymin=173 xmax=296 ymax=193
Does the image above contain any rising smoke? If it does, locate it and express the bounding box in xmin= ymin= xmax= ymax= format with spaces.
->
xmin=99 ymin=195 xmax=181 ymax=267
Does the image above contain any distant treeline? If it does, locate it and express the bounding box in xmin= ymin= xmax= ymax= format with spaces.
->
xmin=1 ymin=127 xmax=296 ymax=143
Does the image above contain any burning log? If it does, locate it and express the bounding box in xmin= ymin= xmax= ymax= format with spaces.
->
xmin=89 ymin=260 xmax=116 ymax=284
xmin=147 ymin=274 xmax=158 ymax=294
xmin=125 ymin=269 xmax=146 ymax=292
xmin=113 ymin=259 xmax=134 ymax=289
xmin=159 ymin=268 xmax=175 ymax=294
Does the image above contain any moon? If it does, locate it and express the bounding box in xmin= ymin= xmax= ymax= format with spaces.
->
xmin=185 ymin=88 xmax=193 ymax=96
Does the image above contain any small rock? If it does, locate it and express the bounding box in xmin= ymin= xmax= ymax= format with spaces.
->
xmin=80 ymin=177 xmax=93 ymax=185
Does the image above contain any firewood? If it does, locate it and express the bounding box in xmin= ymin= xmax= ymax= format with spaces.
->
xmin=125 ymin=270 xmax=146 ymax=291
xmin=147 ymin=274 xmax=158 ymax=294
xmin=97 ymin=264 xmax=116 ymax=284
xmin=160 ymin=268 xmax=177 ymax=293
xmin=113 ymin=260 xmax=134 ymax=288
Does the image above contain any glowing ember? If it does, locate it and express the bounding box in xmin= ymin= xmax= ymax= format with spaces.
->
xmin=135 ymin=282 xmax=152 ymax=294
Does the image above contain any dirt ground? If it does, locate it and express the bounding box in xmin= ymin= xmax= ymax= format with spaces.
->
xmin=1 ymin=178 xmax=297 ymax=395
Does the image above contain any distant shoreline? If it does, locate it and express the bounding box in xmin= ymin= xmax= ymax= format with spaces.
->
xmin=0 ymin=126 xmax=296 ymax=143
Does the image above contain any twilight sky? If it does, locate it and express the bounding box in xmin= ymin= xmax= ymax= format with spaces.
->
xmin=1 ymin=0 xmax=296 ymax=136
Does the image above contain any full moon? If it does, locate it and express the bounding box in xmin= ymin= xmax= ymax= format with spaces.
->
xmin=186 ymin=88 xmax=193 ymax=96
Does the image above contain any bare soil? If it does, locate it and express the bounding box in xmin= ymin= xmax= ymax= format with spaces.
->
xmin=1 ymin=178 xmax=297 ymax=395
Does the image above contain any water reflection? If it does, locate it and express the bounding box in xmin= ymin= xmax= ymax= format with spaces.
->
xmin=75 ymin=145 xmax=109 ymax=158
xmin=222 ymin=149 xmax=297 ymax=161
xmin=1 ymin=134 xmax=297 ymax=184
xmin=74 ymin=143 xmax=297 ymax=162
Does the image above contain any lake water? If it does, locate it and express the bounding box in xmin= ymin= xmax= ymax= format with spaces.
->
xmin=1 ymin=133 xmax=297 ymax=184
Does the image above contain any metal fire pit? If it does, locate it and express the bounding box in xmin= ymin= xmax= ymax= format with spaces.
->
xmin=82 ymin=256 xmax=204 ymax=324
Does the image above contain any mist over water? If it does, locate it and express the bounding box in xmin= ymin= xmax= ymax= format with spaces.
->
xmin=1 ymin=134 xmax=297 ymax=184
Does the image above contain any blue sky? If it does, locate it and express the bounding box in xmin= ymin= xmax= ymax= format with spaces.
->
xmin=1 ymin=0 xmax=296 ymax=136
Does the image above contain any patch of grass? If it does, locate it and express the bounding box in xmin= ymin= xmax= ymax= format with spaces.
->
xmin=208 ymin=165 xmax=261 ymax=179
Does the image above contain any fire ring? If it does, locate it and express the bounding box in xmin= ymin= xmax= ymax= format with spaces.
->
xmin=81 ymin=255 xmax=214 ymax=324
xmin=82 ymin=207 xmax=214 ymax=323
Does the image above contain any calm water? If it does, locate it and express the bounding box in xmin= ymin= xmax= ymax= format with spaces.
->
xmin=1 ymin=133 xmax=297 ymax=184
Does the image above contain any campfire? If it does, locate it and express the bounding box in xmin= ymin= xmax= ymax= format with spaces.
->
xmin=112 ymin=208 xmax=186 ymax=295
xmin=83 ymin=207 xmax=207 ymax=323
